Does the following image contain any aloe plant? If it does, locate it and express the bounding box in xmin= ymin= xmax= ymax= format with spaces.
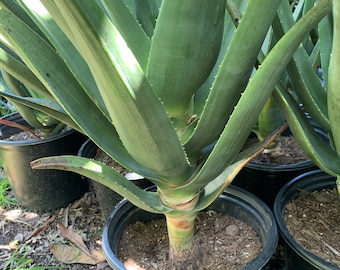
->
xmin=254 ymin=0 xmax=320 ymax=153
xmin=0 ymin=0 xmax=332 ymax=267
xmin=0 ymin=57 xmax=65 ymax=137
xmin=274 ymin=0 xmax=340 ymax=194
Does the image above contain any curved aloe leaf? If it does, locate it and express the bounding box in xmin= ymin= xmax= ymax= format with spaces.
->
xmin=273 ymin=84 xmax=340 ymax=176
xmin=42 ymin=0 xmax=192 ymax=183
xmin=134 ymin=0 xmax=159 ymax=38
xmin=101 ymin=0 xmax=151 ymax=70
xmin=0 ymin=47 xmax=52 ymax=99
xmin=187 ymin=4 xmax=240 ymax=140
xmin=146 ymin=0 xmax=225 ymax=120
xmin=19 ymin=0 xmax=110 ymax=120
xmin=0 ymin=7 xmax=156 ymax=179
xmin=318 ymin=14 xmax=333 ymax=88
xmin=181 ymin=0 xmax=332 ymax=194
xmin=0 ymin=89 xmax=82 ymax=133
xmin=31 ymin=156 xmax=172 ymax=214
xmin=257 ymin=95 xmax=285 ymax=142
xmin=184 ymin=0 xmax=282 ymax=157
xmin=194 ymin=125 xmax=287 ymax=211
xmin=274 ymin=0 xmax=330 ymax=132
xmin=328 ymin=0 xmax=340 ymax=161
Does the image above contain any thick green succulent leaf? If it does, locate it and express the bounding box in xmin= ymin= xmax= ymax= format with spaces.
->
xmin=19 ymin=0 xmax=110 ymax=120
xmin=1 ymin=75 xmax=62 ymax=131
xmin=274 ymin=0 xmax=330 ymax=132
xmin=31 ymin=156 xmax=171 ymax=214
xmin=184 ymin=0 xmax=282 ymax=157
xmin=0 ymin=0 xmax=47 ymax=43
xmin=134 ymin=0 xmax=159 ymax=38
xmin=328 ymin=0 xmax=340 ymax=159
xmin=273 ymin=84 xmax=340 ymax=176
xmin=100 ymin=0 xmax=151 ymax=70
xmin=0 ymin=88 xmax=82 ymax=133
xmin=0 ymin=47 xmax=52 ymax=99
xmin=286 ymin=54 xmax=330 ymax=132
xmin=0 ymin=75 xmax=45 ymax=129
xmin=318 ymin=14 xmax=332 ymax=89
xmin=180 ymin=0 xmax=250 ymax=145
xmin=183 ymin=0 xmax=332 ymax=193
xmin=257 ymin=95 xmax=285 ymax=142
xmin=194 ymin=125 xmax=287 ymax=212
xmin=0 ymin=7 xmax=155 ymax=179
xmin=190 ymin=4 xmax=239 ymax=121
xmin=147 ymin=0 xmax=225 ymax=121
xmin=41 ymin=0 xmax=192 ymax=183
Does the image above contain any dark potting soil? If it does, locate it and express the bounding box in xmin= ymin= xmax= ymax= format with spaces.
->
xmin=244 ymin=136 xmax=309 ymax=165
xmin=284 ymin=188 xmax=340 ymax=267
xmin=3 ymin=127 xmax=72 ymax=141
xmin=118 ymin=211 xmax=262 ymax=270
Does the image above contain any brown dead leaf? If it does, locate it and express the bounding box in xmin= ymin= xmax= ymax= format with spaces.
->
xmin=51 ymin=243 xmax=95 ymax=265
xmin=24 ymin=212 xmax=39 ymax=220
xmin=90 ymin=248 xmax=106 ymax=262
xmin=57 ymin=223 xmax=91 ymax=257
xmin=25 ymin=215 xmax=55 ymax=242
xmin=50 ymin=243 xmax=105 ymax=265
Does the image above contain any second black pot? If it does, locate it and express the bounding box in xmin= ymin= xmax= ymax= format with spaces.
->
xmin=274 ymin=170 xmax=338 ymax=270
xmin=233 ymin=123 xmax=328 ymax=209
xmin=0 ymin=113 xmax=89 ymax=212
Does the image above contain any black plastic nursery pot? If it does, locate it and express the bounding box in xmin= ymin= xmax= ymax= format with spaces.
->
xmin=233 ymin=123 xmax=328 ymax=209
xmin=102 ymin=185 xmax=278 ymax=270
xmin=78 ymin=139 xmax=152 ymax=221
xmin=274 ymin=170 xmax=338 ymax=270
xmin=0 ymin=113 xmax=89 ymax=212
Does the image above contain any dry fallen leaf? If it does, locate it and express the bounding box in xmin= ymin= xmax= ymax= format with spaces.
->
xmin=55 ymin=223 xmax=105 ymax=265
xmin=50 ymin=243 xmax=105 ymax=265
xmin=91 ymin=248 xmax=106 ymax=262
xmin=51 ymin=243 xmax=94 ymax=264
xmin=57 ymin=223 xmax=91 ymax=257
xmin=2 ymin=209 xmax=22 ymax=221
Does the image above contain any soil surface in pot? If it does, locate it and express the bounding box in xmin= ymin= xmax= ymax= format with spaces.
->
xmin=244 ymin=136 xmax=309 ymax=165
xmin=2 ymin=127 xmax=72 ymax=141
xmin=118 ymin=211 xmax=262 ymax=270
xmin=284 ymin=188 xmax=340 ymax=267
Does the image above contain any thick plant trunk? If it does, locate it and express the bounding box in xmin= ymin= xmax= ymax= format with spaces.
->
xmin=166 ymin=212 xmax=200 ymax=268
xmin=163 ymin=193 xmax=202 ymax=269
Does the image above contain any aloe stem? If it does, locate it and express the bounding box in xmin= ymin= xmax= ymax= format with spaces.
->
xmin=163 ymin=195 xmax=200 ymax=266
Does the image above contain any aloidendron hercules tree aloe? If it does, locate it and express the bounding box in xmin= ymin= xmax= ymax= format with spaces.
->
xmin=0 ymin=0 xmax=332 ymax=267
